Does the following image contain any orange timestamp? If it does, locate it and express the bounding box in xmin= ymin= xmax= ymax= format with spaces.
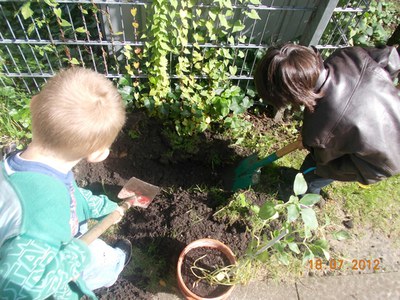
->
xmin=308 ymin=258 xmax=381 ymax=271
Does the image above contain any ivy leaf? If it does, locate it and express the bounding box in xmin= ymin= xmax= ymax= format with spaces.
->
xmin=206 ymin=19 xmax=215 ymax=34
xmin=241 ymin=96 xmax=252 ymax=109
xmin=259 ymin=201 xmax=278 ymax=220
xmin=287 ymin=204 xmax=299 ymax=222
xmin=125 ymin=65 xmax=133 ymax=75
xmin=229 ymin=65 xmax=237 ymax=75
xmin=230 ymin=97 xmax=244 ymax=114
xmin=293 ymin=173 xmax=308 ymax=196
xmin=193 ymin=33 xmax=204 ymax=43
xmin=238 ymin=36 xmax=246 ymax=43
xmin=213 ymin=97 xmax=230 ymax=118
xmin=230 ymin=96 xmax=251 ymax=114
xmin=222 ymin=0 xmax=233 ymax=9
xmin=44 ymin=0 xmax=58 ymax=7
xmin=53 ymin=8 xmax=62 ymax=19
xmin=245 ymin=9 xmax=261 ymax=20
xmin=232 ymin=21 xmax=245 ymax=33
xmin=170 ymin=0 xmax=178 ymax=9
xmin=179 ymin=9 xmax=187 ymax=19
xmin=218 ymin=14 xmax=229 ymax=29
xmin=75 ymin=27 xmax=86 ymax=33
xmin=118 ymin=76 xmax=131 ymax=86
xmin=249 ymin=0 xmax=261 ymax=4
xmin=300 ymin=208 xmax=318 ymax=230
xmin=246 ymin=88 xmax=256 ymax=97
xmin=180 ymin=36 xmax=188 ymax=46
xmin=27 ymin=23 xmax=35 ymax=36
xmin=21 ymin=2 xmax=34 ymax=20
xmin=69 ymin=58 xmax=80 ymax=65
xmin=299 ymin=194 xmax=321 ymax=206
xmin=209 ymin=10 xmax=217 ymax=21
xmin=60 ymin=19 xmax=72 ymax=27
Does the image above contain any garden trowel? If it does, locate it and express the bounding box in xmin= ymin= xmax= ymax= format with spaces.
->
xmin=80 ymin=176 xmax=160 ymax=244
xmin=226 ymin=138 xmax=303 ymax=192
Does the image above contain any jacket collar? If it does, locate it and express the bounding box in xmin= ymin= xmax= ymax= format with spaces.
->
xmin=315 ymin=67 xmax=328 ymax=92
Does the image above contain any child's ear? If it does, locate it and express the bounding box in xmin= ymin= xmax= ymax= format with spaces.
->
xmin=87 ymin=148 xmax=110 ymax=163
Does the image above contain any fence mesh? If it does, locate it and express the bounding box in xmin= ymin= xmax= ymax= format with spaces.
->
xmin=0 ymin=0 xmax=371 ymax=93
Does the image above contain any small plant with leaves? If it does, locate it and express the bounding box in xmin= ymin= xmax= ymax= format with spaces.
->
xmin=202 ymin=173 xmax=329 ymax=286
xmin=251 ymin=173 xmax=328 ymax=266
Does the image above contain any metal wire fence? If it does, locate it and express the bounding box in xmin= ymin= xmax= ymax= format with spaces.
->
xmin=0 ymin=0 xmax=371 ymax=93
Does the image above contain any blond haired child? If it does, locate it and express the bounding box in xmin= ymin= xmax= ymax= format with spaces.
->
xmin=0 ymin=67 xmax=130 ymax=299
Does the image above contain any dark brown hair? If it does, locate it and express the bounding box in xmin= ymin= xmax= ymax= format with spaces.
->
xmin=254 ymin=44 xmax=324 ymax=112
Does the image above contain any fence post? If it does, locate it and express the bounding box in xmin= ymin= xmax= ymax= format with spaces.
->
xmin=300 ymin=0 xmax=339 ymax=46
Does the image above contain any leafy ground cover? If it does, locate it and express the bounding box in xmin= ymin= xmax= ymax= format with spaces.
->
xmin=73 ymin=109 xmax=400 ymax=299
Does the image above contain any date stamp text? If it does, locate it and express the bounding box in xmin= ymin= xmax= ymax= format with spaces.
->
xmin=308 ymin=258 xmax=381 ymax=271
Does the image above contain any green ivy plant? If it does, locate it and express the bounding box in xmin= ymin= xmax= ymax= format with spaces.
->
xmin=321 ymin=0 xmax=400 ymax=49
xmin=0 ymin=85 xmax=32 ymax=147
xmin=348 ymin=0 xmax=400 ymax=46
xmin=6 ymin=0 xmax=259 ymax=150
xmin=135 ymin=0 xmax=259 ymax=137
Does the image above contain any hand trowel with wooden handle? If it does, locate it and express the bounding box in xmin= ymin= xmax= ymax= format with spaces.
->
xmin=80 ymin=176 xmax=160 ymax=244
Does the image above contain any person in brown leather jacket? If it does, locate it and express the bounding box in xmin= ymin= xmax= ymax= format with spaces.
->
xmin=254 ymin=43 xmax=400 ymax=194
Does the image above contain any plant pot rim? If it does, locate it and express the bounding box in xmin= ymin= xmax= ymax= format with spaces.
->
xmin=177 ymin=238 xmax=237 ymax=300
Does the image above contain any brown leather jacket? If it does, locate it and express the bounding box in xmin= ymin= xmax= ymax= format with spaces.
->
xmin=302 ymin=46 xmax=400 ymax=184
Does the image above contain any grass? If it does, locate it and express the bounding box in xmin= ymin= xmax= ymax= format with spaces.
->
xmin=325 ymin=176 xmax=400 ymax=237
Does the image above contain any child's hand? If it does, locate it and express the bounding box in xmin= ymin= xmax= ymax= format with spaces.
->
xmin=113 ymin=206 xmax=126 ymax=224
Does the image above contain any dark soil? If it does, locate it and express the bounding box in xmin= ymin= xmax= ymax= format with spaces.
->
xmin=74 ymin=110 xmax=293 ymax=299
xmin=181 ymin=247 xmax=232 ymax=298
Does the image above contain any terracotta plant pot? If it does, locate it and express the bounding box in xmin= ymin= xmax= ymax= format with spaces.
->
xmin=177 ymin=238 xmax=237 ymax=300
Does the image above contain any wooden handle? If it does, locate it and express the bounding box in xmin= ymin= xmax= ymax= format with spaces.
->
xmin=275 ymin=138 xmax=303 ymax=158
xmin=80 ymin=202 xmax=131 ymax=245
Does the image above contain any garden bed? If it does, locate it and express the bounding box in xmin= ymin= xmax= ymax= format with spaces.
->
xmin=73 ymin=110 xmax=400 ymax=299
xmin=74 ymin=110 xmax=281 ymax=299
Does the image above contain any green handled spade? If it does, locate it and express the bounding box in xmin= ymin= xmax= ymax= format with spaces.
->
xmin=230 ymin=138 xmax=303 ymax=191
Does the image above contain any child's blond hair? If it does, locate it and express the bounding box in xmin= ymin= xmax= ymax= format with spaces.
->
xmin=30 ymin=67 xmax=126 ymax=160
